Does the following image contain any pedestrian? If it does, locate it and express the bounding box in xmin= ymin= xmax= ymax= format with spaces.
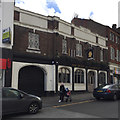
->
xmin=59 ymin=82 xmax=65 ymax=102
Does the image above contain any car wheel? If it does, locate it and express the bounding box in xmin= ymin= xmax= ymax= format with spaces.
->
xmin=28 ymin=102 xmax=39 ymax=114
xmin=113 ymin=94 xmax=117 ymax=101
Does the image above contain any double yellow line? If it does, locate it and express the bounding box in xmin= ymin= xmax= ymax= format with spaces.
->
xmin=53 ymin=100 xmax=95 ymax=108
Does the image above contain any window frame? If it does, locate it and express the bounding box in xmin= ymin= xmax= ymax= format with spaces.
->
xmin=76 ymin=43 xmax=82 ymax=57
xmin=75 ymin=69 xmax=84 ymax=84
xmin=62 ymin=39 xmax=67 ymax=54
xmin=100 ymin=49 xmax=103 ymax=61
xmin=58 ymin=67 xmax=70 ymax=83
xmin=28 ymin=32 xmax=40 ymax=50
xmin=110 ymin=32 xmax=115 ymax=42
xmin=110 ymin=47 xmax=115 ymax=60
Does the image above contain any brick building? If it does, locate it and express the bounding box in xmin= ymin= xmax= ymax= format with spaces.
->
xmin=7 ymin=7 xmax=109 ymax=96
xmin=71 ymin=18 xmax=120 ymax=84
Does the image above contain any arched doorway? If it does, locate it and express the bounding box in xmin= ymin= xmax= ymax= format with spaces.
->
xmin=18 ymin=66 xmax=44 ymax=97
xmin=88 ymin=71 xmax=95 ymax=92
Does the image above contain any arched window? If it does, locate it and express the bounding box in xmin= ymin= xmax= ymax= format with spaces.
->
xmin=59 ymin=68 xmax=70 ymax=83
xmin=75 ymin=69 xmax=84 ymax=83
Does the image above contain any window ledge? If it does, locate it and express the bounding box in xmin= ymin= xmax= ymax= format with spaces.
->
xmin=26 ymin=49 xmax=41 ymax=54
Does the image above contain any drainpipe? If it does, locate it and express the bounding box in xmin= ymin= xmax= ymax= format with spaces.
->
xmin=86 ymin=68 xmax=88 ymax=91
xmin=72 ymin=67 xmax=74 ymax=92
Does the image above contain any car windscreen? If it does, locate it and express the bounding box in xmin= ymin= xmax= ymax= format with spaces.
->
xmin=102 ymin=85 xmax=112 ymax=89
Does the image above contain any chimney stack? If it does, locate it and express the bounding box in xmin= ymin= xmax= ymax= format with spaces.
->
xmin=112 ymin=24 xmax=117 ymax=29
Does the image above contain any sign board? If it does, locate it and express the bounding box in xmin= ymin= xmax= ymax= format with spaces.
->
xmin=87 ymin=49 xmax=94 ymax=60
xmin=0 ymin=59 xmax=7 ymax=69
xmin=2 ymin=27 xmax=11 ymax=44
xmin=0 ymin=58 xmax=11 ymax=69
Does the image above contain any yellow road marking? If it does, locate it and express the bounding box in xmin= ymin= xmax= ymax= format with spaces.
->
xmin=53 ymin=100 xmax=95 ymax=108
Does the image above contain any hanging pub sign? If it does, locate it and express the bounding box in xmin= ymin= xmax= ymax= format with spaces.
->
xmin=2 ymin=27 xmax=11 ymax=44
xmin=87 ymin=49 xmax=94 ymax=60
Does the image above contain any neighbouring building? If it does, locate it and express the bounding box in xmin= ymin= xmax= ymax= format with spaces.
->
xmin=0 ymin=1 xmax=14 ymax=87
xmin=71 ymin=18 xmax=120 ymax=84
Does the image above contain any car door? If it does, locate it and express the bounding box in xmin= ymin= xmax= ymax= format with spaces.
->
xmin=2 ymin=88 xmax=28 ymax=114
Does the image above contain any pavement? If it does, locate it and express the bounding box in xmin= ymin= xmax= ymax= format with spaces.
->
xmin=41 ymin=92 xmax=94 ymax=108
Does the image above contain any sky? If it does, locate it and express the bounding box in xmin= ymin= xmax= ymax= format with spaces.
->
xmin=15 ymin=0 xmax=120 ymax=28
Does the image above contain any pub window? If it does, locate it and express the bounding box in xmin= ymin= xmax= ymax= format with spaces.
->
xmin=59 ymin=68 xmax=70 ymax=83
xmin=76 ymin=44 xmax=82 ymax=57
xmin=62 ymin=39 xmax=67 ymax=54
xmin=28 ymin=32 xmax=40 ymax=50
xmin=100 ymin=49 xmax=103 ymax=61
xmin=75 ymin=69 xmax=84 ymax=83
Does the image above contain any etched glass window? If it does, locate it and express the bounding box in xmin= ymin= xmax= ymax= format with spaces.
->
xmin=59 ymin=68 xmax=70 ymax=83
xmin=28 ymin=32 xmax=39 ymax=50
xmin=75 ymin=69 xmax=84 ymax=83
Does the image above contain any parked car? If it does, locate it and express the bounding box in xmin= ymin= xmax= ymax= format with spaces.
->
xmin=93 ymin=84 xmax=120 ymax=100
xmin=2 ymin=87 xmax=42 ymax=115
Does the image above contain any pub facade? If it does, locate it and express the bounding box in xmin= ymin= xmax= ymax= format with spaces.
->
xmin=8 ymin=7 xmax=109 ymax=96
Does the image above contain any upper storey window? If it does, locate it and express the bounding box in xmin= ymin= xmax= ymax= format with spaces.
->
xmin=62 ymin=39 xmax=67 ymax=54
xmin=116 ymin=36 xmax=119 ymax=43
xmin=110 ymin=47 xmax=115 ymax=60
xmin=28 ymin=32 xmax=40 ymax=50
xmin=76 ymin=44 xmax=82 ymax=57
xmin=100 ymin=49 xmax=103 ymax=62
xmin=110 ymin=32 xmax=115 ymax=42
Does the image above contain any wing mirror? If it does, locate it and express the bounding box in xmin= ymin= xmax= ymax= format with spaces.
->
xmin=20 ymin=93 xmax=24 ymax=99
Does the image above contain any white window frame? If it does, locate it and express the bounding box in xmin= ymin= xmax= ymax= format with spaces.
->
xmin=58 ymin=67 xmax=70 ymax=83
xmin=75 ymin=69 xmax=84 ymax=83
